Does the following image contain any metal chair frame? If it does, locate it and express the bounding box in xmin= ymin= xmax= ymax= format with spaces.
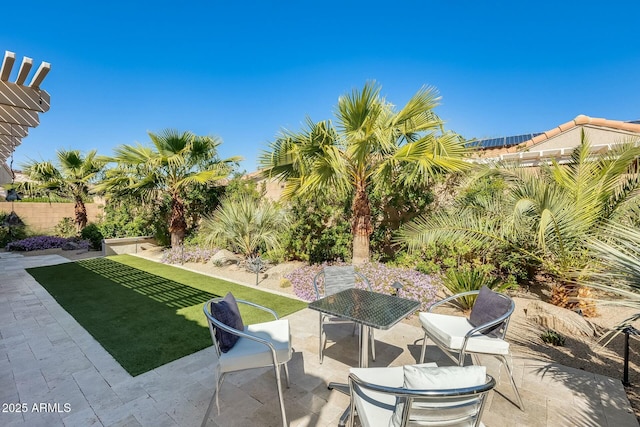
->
xmin=313 ymin=266 xmax=376 ymax=364
xmin=348 ymin=370 xmax=495 ymax=427
xmin=202 ymin=298 xmax=291 ymax=427
xmin=419 ymin=290 xmax=524 ymax=411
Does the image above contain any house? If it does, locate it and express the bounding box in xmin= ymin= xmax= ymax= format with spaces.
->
xmin=469 ymin=115 xmax=640 ymax=166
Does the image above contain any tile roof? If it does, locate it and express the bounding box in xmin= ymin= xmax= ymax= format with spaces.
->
xmin=472 ymin=115 xmax=640 ymax=151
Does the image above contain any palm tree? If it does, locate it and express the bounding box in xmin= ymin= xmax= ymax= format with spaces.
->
xmin=22 ymin=149 xmax=104 ymax=230
xmin=199 ymin=194 xmax=290 ymax=258
xmin=399 ymin=133 xmax=640 ymax=313
xmin=97 ymin=129 xmax=241 ymax=247
xmin=259 ymin=81 xmax=470 ymax=264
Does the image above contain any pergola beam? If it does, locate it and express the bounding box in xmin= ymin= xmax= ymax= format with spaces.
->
xmin=15 ymin=56 xmax=33 ymax=85
xmin=29 ymin=61 xmax=50 ymax=89
xmin=0 ymin=80 xmax=51 ymax=113
xmin=0 ymin=104 xmax=39 ymax=127
xmin=0 ymin=122 xmax=29 ymax=137
xmin=0 ymin=50 xmax=51 ymax=173
xmin=0 ymin=51 xmax=15 ymax=81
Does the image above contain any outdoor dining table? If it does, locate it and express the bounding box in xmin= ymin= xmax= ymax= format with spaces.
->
xmin=308 ymin=287 xmax=421 ymax=426
xmin=308 ymin=287 xmax=421 ymax=368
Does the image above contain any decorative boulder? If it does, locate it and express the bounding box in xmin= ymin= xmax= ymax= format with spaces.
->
xmin=525 ymin=300 xmax=597 ymax=338
xmin=210 ymin=249 xmax=240 ymax=266
xmin=264 ymin=262 xmax=302 ymax=280
xmin=62 ymin=241 xmax=81 ymax=251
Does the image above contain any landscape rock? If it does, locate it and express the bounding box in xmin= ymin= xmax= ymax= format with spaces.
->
xmin=524 ymin=300 xmax=597 ymax=338
xmin=264 ymin=261 xmax=305 ymax=280
xmin=209 ymin=249 xmax=241 ymax=266
xmin=61 ymin=241 xmax=80 ymax=251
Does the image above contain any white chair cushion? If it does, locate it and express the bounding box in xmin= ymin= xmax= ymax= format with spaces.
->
xmin=391 ymin=366 xmax=486 ymax=427
xmin=219 ymin=319 xmax=291 ymax=373
xmin=420 ymin=312 xmax=510 ymax=355
xmin=349 ymin=364 xmax=437 ymax=427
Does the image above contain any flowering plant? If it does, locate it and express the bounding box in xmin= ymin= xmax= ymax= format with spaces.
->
xmin=285 ymin=261 xmax=440 ymax=311
xmin=6 ymin=236 xmax=90 ymax=251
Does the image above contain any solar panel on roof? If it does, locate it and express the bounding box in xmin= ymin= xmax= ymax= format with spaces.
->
xmin=470 ymin=132 xmax=542 ymax=149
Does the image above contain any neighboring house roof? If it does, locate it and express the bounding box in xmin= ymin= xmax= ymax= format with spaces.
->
xmin=471 ymin=115 xmax=640 ymax=166
xmin=471 ymin=115 xmax=640 ymax=151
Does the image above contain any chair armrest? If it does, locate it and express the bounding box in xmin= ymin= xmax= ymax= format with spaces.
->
xmin=235 ymin=298 xmax=279 ymax=320
xmin=313 ymin=271 xmax=323 ymax=300
xmin=348 ymin=372 xmax=496 ymax=398
xmin=203 ymin=298 xmax=282 ymax=357
xmin=464 ymin=305 xmax=513 ymax=339
xmin=428 ymin=290 xmax=480 ymax=312
xmin=355 ymin=271 xmax=373 ymax=291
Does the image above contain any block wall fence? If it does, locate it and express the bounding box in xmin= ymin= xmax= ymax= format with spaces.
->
xmin=0 ymin=202 xmax=104 ymax=233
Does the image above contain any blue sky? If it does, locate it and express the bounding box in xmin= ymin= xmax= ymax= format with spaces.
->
xmin=3 ymin=1 xmax=639 ymax=173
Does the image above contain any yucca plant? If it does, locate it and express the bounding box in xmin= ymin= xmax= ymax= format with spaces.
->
xmin=199 ymin=195 xmax=290 ymax=258
xmin=442 ymin=267 xmax=510 ymax=310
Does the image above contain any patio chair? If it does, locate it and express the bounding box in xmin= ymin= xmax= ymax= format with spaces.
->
xmin=313 ymin=266 xmax=375 ymax=363
xmin=348 ymin=363 xmax=495 ymax=427
xmin=418 ymin=287 xmax=524 ymax=410
xmin=202 ymin=294 xmax=292 ymax=427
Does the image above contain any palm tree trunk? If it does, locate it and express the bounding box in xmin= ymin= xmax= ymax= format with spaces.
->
xmin=74 ymin=197 xmax=88 ymax=231
xmin=351 ymin=185 xmax=372 ymax=265
xmin=169 ymin=195 xmax=187 ymax=248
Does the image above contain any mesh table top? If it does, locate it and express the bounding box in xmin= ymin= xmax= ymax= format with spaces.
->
xmin=308 ymin=288 xmax=420 ymax=329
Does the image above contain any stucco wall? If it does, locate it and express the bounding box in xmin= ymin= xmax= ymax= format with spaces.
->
xmin=0 ymin=164 xmax=11 ymax=184
xmin=0 ymin=202 xmax=104 ymax=233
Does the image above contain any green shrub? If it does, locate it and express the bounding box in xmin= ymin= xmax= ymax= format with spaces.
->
xmin=54 ymin=217 xmax=77 ymax=238
xmin=283 ymin=193 xmax=352 ymax=263
xmin=541 ymin=329 xmax=566 ymax=346
xmin=442 ymin=267 xmax=512 ymax=310
xmin=0 ymin=211 xmax=28 ymax=248
xmin=81 ymin=223 xmax=104 ymax=250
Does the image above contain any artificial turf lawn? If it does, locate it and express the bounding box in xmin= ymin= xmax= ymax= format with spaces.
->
xmin=26 ymin=255 xmax=307 ymax=376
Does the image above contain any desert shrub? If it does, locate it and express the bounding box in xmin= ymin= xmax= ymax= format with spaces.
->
xmin=98 ymin=197 xmax=167 ymax=243
xmin=0 ymin=212 xmax=28 ymax=248
xmin=161 ymin=245 xmax=219 ymax=264
xmin=53 ymin=217 xmax=77 ymax=238
xmin=283 ymin=193 xmax=352 ymax=263
xmin=285 ymin=261 xmax=439 ymax=311
xmin=81 ymin=223 xmax=104 ymax=250
xmin=6 ymin=236 xmax=89 ymax=251
xmin=541 ymin=329 xmax=566 ymax=346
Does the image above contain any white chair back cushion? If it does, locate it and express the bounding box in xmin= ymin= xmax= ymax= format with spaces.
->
xmin=391 ymin=366 xmax=486 ymax=427
xmin=350 ymin=364 xmax=436 ymax=427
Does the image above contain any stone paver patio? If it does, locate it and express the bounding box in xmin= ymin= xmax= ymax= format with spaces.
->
xmin=0 ymin=253 xmax=637 ymax=426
